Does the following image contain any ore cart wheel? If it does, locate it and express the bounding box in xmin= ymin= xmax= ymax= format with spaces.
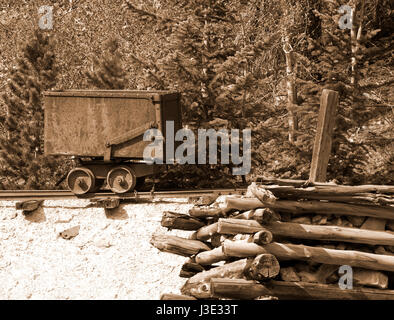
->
xmin=107 ymin=166 xmax=136 ymax=194
xmin=67 ymin=168 xmax=96 ymax=195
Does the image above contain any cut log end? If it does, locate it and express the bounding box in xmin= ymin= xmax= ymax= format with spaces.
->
xmin=246 ymin=254 xmax=280 ymax=281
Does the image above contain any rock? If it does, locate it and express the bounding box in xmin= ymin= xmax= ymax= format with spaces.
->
xmin=55 ymin=214 xmax=73 ymax=224
xmin=280 ymin=267 xmax=300 ymax=282
xmin=312 ymin=215 xmax=327 ymax=225
xmin=347 ymin=216 xmax=366 ymax=228
xmin=361 ymin=217 xmax=386 ymax=231
xmin=94 ymin=238 xmax=112 ymax=248
xmin=353 ymin=268 xmax=388 ymax=289
xmin=386 ymin=220 xmax=394 ymax=232
xmin=59 ymin=225 xmax=80 ymax=240
xmin=291 ymin=216 xmax=312 ymax=224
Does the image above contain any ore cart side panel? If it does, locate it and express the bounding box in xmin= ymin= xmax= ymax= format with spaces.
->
xmin=160 ymin=93 xmax=183 ymax=149
xmin=44 ymin=94 xmax=156 ymax=158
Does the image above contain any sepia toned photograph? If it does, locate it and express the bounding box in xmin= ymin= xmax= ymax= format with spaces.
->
xmin=0 ymin=0 xmax=393 ymax=306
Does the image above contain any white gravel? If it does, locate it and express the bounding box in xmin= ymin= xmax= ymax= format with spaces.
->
xmin=0 ymin=198 xmax=195 ymax=300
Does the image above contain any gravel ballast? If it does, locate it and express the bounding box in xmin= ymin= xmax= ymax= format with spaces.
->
xmin=0 ymin=199 xmax=194 ymax=299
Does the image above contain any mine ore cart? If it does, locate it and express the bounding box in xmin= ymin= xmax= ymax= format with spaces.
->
xmin=44 ymin=90 xmax=182 ymax=194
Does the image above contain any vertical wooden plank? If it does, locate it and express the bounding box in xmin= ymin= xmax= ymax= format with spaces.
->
xmin=309 ymin=89 xmax=339 ymax=182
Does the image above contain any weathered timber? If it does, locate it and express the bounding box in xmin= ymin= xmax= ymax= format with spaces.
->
xmin=244 ymin=253 xmax=280 ymax=281
xmin=232 ymin=208 xmax=280 ymax=224
xmin=160 ymin=293 xmax=197 ymax=300
xmin=161 ymin=211 xmax=205 ymax=231
xmin=217 ymin=218 xmax=267 ymax=235
xmin=222 ymin=241 xmax=394 ymax=272
xmin=309 ymin=89 xmax=338 ymax=182
xmin=253 ymin=230 xmax=274 ymax=245
xmin=181 ymin=259 xmax=251 ymax=298
xmin=181 ymin=260 xmax=206 ymax=274
xmin=224 ymin=197 xmax=394 ymax=220
xmin=195 ymin=222 xmax=219 ymax=241
xmin=182 ymin=254 xmax=279 ymax=298
xmin=210 ymin=278 xmax=271 ymax=300
xmin=265 ymin=221 xmax=394 ymax=246
xmin=253 ymin=185 xmax=394 ymax=205
xmin=217 ymin=219 xmax=394 ymax=246
xmin=195 ymin=246 xmax=228 ymax=265
xmin=150 ymin=234 xmax=211 ymax=257
xmin=253 ymin=208 xmax=281 ymax=224
xmin=255 ymin=178 xmax=394 ymax=194
xmin=264 ymin=280 xmax=394 ymax=300
xmin=188 ymin=207 xmax=224 ymax=218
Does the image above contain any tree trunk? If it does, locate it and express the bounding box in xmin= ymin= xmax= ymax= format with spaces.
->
xmin=224 ymin=197 xmax=394 ymax=220
xmin=150 ymin=234 xmax=211 ymax=257
xmin=182 ymin=254 xmax=279 ymax=298
xmin=223 ymin=241 xmax=394 ymax=272
xmin=161 ymin=211 xmax=205 ymax=230
xmin=210 ymin=278 xmax=272 ymax=300
xmin=210 ymin=277 xmax=391 ymax=299
xmin=265 ymin=221 xmax=394 ymax=246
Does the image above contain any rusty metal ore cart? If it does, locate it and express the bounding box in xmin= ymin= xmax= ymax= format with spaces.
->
xmin=44 ymin=90 xmax=182 ymax=194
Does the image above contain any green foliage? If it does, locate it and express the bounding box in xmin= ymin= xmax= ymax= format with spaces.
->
xmin=0 ymin=30 xmax=69 ymax=189
xmin=86 ymin=38 xmax=127 ymax=89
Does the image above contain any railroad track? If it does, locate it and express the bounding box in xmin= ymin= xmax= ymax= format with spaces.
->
xmin=0 ymin=188 xmax=248 ymax=201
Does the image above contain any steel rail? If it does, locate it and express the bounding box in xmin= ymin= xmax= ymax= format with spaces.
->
xmin=0 ymin=188 xmax=247 ymax=201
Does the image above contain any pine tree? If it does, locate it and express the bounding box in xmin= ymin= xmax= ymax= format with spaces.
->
xmin=86 ymin=38 xmax=127 ymax=89
xmin=0 ymin=30 xmax=66 ymax=189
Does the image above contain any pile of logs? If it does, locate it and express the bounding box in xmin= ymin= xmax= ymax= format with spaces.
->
xmin=151 ymin=179 xmax=394 ymax=300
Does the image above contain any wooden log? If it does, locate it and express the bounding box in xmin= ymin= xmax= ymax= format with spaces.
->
xmin=253 ymin=230 xmax=273 ymax=245
xmin=265 ymin=221 xmax=394 ymax=246
xmin=253 ymin=208 xmax=281 ymax=224
xmin=181 ymin=259 xmax=252 ymax=298
xmin=210 ymin=278 xmax=271 ymax=300
xmin=181 ymin=260 xmax=205 ymax=274
xmin=195 ymin=246 xmax=228 ymax=266
xmin=217 ymin=218 xmax=267 ymax=235
xmin=160 ymin=293 xmax=197 ymax=300
xmin=310 ymin=89 xmax=338 ymax=182
xmin=217 ymin=219 xmax=394 ymax=246
xmin=255 ymin=178 xmax=394 ymax=194
xmin=150 ymin=234 xmax=211 ymax=257
xmin=251 ymin=185 xmax=394 ymax=205
xmin=188 ymin=207 xmax=224 ymax=218
xmin=353 ymin=268 xmax=388 ymax=289
xmin=264 ymin=280 xmax=394 ymax=300
xmin=225 ymin=197 xmax=394 ymax=220
xmin=161 ymin=211 xmax=205 ymax=231
xmin=195 ymin=222 xmax=218 ymax=241
xmin=244 ymin=254 xmax=280 ymax=281
xmin=182 ymin=254 xmax=279 ymax=298
xmin=232 ymin=208 xmax=280 ymax=224
xmin=223 ymin=241 xmax=394 ymax=272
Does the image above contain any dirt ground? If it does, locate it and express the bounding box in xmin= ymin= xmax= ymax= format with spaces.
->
xmin=0 ymin=198 xmax=195 ymax=300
